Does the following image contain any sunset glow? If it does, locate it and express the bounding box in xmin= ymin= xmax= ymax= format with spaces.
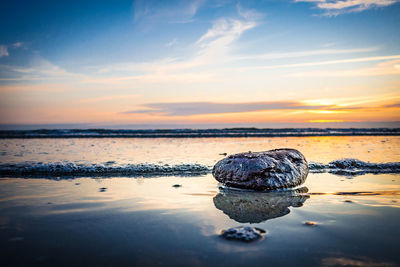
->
xmin=0 ymin=0 xmax=399 ymax=128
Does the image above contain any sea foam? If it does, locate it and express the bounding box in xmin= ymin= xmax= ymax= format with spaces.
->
xmin=0 ymin=162 xmax=211 ymax=177
xmin=0 ymin=158 xmax=399 ymax=178
xmin=309 ymin=158 xmax=400 ymax=176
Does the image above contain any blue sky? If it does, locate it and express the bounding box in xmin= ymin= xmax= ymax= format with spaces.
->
xmin=0 ymin=0 xmax=399 ymax=127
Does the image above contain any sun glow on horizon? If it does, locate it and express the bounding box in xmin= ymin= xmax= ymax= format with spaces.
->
xmin=0 ymin=0 xmax=399 ymax=127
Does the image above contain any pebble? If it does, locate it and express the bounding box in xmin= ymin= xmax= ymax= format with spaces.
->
xmin=220 ymin=226 xmax=266 ymax=242
xmin=304 ymin=221 xmax=318 ymax=226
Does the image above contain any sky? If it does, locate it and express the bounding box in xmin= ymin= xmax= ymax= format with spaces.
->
xmin=0 ymin=0 xmax=399 ymax=128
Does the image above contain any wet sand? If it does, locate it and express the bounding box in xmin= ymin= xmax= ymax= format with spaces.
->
xmin=0 ymin=136 xmax=399 ymax=266
xmin=0 ymin=172 xmax=399 ymax=266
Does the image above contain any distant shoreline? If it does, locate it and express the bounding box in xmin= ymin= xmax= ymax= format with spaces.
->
xmin=1 ymin=128 xmax=399 ymax=138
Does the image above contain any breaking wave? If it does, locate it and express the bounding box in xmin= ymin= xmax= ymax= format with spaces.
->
xmin=0 ymin=158 xmax=399 ymax=178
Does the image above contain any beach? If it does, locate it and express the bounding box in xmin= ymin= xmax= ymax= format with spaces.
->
xmin=0 ymin=133 xmax=399 ymax=266
xmin=2 ymin=0 xmax=400 ymax=265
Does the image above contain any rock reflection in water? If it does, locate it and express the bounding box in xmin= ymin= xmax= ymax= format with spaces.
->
xmin=213 ymin=187 xmax=309 ymax=223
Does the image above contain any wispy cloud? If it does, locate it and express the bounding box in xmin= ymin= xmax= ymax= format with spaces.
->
xmin=272 ymin=54 xmax=400 ymax=68
xmin=303 ymin=93 xmax=400 ymax=107
xmin=79 ymin=94 xmax=139 ymax=104
xmin=165 ymin=38 xmax=178 ymax=47
xmin=193 ymin=17 xmax=257 ymax=68
xmin=12 ymin=42 xmax=24 ymax=48
xmin=0 ymin=83 xmax=69 ymax=93
xmin=385 ymin=103 xmax=400 ymax=108
xmin=234 ymin=54 xmax=400 ymax=73
xmin=88 ymin=12 xmax=259 ymax=85
xmin=0 ymin=45 xmax=9 ymax=58
xmin=295 ymin=0 xmax=399 ymax=16
xmin=196 ymin=18 xmax=257 ymax=47
xmin=124 ymin=94 xmax=400 ymax=117
xmin=0 ymin=56 xmax=82 ymax=82
xmin=235 ymin=46 xmax=378 ymax=61
xmin=0 ymin=42 xmax=27 ymax=58
xmin=125 ymin=101 xmax=329 ymax=116
xmin=288 ymin=58 xmax=400 ymax=77
xmin=236 ymin=3 xmax=264 ymax=20
xmin=134 ymin=0 xmax=204 ymax=24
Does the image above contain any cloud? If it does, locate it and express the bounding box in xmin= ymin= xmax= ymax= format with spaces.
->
xmin=124 ymin=101 xmax=328 ymax=116
xmin=92 ymin=45 xmax=380 ymax=85
xmin=124 ymin=94 xmax=400 ymax=117
xmin=12 ymin=42 xmax=23 ymax=48
xmin=134 ymin=0 xmax=204 ymax=24
xmin=294 ymin=0 xmax=399 ymax=16
xmin=0 ymin=42 xmax=26 ymax=58
xmin=288 ymin=58 xmax=400 ymax=77
xmin=303 ymin=93 xmax=400 ymax=107
xmin=235 ymin=46 xmax=378 ymax=61
xmin=79 ymin=94 xmax=138 ymax=104
xmin=196 ymin=18 xmax=256 ymax=45
xmin=165 ymin=38 xmax=178 ymax=47
xmin=89 ymin=13 xmax=258 ymax=85
xmin=236 ymin=54 xmax=400 ymax=72
xmin=385 ymin=103 xmax=400 ymax=108
xmin=0 ymin=45 xmax=9 ymax=58
xmin=0 ymin=56 xmax=82 ymax=82
xmin=236 ymin=3 xmax=264 ymax=20
xmin=0 ymin=83 xmax=69 ymax=93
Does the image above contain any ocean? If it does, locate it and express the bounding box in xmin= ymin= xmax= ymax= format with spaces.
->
xmin=0 ymin=129 xmax=399 ymax=266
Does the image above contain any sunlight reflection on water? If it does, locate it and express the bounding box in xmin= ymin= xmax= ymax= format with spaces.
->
xmin=0 ymin=136 xmax=399 ymax=266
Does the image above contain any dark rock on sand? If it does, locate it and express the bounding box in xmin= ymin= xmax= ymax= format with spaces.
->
xmin=212 ymin=148 xmax=309 ymax=190
xmin=220 ymin=226 xmax=266 ymax=242
xmin=172 ymin=184 xmax=182 ymax=188
xmin=214 ymin=187 xmax=309 ymax=223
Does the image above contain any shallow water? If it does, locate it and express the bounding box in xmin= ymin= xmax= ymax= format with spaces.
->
xmin=1 ymin=136 xmax=399 ymax=166
xmin=0 ymin=136 xmax=399 ymax=266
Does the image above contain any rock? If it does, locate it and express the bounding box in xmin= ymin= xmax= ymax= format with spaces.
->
xmin=172 ymin=184 xmax=182 ymax=188
xmin=214 ymin=187 xmax=309 ymax=223
xmin=220 ymin=226 xmax=266 ymax=242
xmin=212 ymin=148 xmax=309 ymax=190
